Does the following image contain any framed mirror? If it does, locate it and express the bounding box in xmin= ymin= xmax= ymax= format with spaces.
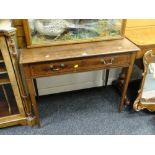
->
xmin=134 ymin=50 xmax=155 ymax=111
xmin=23 ymin=19 xmax=126 ymax=48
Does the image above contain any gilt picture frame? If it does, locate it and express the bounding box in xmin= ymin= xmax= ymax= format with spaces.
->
xmin=133 ymin=50 xmax=155 ymax=112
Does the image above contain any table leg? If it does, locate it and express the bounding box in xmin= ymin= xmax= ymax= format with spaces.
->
xmin=23 ymin=64 xmax=41 ymax=127
xmin=33 ymin=79 xmax=39 ymax=100
xmin=26 ymin=78 xmax=41 ymax=127
xmin=119 ymin=53 xmax=136 ymax=112
xmin=105 ymin=69 xmax=110 ymax=86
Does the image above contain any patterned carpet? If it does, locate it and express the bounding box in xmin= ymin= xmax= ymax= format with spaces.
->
xmin=0 ymin=86 xmax=155 ymax=135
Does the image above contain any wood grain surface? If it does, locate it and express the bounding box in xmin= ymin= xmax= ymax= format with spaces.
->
xmin=20 ymin=38 xmax=140 ymax=64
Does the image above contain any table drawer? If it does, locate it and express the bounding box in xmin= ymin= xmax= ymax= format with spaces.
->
xmin=30 ymin=54 xmax=131 ymax=77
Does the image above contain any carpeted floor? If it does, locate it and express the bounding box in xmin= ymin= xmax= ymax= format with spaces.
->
xmin=0 ymin=86 xmax=155 ymax=135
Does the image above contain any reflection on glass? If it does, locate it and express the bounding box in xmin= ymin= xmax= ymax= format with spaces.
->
xmin=141 ymin=63 xmax=155 ymax=103
xmin=28 ymin=19 xmax=123 ymax=45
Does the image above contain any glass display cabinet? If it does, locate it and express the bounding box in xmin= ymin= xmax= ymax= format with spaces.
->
xmin=0 ymin=21 xmax=34 ymax=128
xmin=23 ymin=19 xmax=126 ymax=48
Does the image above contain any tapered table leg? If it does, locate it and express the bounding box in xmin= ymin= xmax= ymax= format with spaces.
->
xmin=23 ymin=64 xmax=41 ymax=127
xmin=105 ymin=69 xmax=110 ymax=86
xmin=119 ymin=53 xmax=136 ymax=112
xmin=26 ymin=78 xmax=41 ymax=127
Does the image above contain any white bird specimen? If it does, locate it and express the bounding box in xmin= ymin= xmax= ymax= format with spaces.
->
xmin=34 ymin=19 xmax=100 ymax=38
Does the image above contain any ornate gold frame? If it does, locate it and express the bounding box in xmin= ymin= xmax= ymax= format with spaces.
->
xmin=23 ymin=19 xmax=126 ymax=48
xmin=133 ymin=50 xmax=155 ymax=112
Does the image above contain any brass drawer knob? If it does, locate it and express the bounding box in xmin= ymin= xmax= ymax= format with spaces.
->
xmin=74 ymin=64 xmax=79 ymax=69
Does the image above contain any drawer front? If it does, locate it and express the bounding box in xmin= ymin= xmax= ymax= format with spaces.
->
xmin=30 ymin=54 xmax=131 ymax=77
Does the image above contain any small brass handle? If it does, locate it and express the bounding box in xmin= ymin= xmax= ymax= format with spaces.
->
xmin=51 ymin=67 xmax=61 ymax=71
xmin=100 ymin=58 xmax=114 ymax=65
xmin=50 ymin=63 xmax=65 ymax=71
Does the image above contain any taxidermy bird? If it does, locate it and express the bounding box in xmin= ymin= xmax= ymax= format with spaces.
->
xmin=34 ymin=19 xmax=69 ymax=38
xmin=34 ymin=19 xmax=100 ymax=39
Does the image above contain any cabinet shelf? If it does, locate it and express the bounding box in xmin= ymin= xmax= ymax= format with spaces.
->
xmin=0 ymin=77 xmax=10 ymax=85
xmin=0 ymin=53 xmax=3 ymax=62
xmin=0 ymin=28 xmax=27 ymax=128
xmin=0 ymin=67 xmax=7 ymax=74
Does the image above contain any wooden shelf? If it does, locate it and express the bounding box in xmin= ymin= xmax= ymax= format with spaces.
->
xmin=0 ymin=53 xmax=3 ymax=60
xmin=0 ymin=77 xmax=10 ymax=85
xmin=0 ymin=53 xmax=3 ymax=59
xmin=0 ymin=53 xmax=4 ymax=63
xmin=0 ymin=67 xmax=7 ymax=74
xmin=0 ymin=101 xmax=19 ymax=118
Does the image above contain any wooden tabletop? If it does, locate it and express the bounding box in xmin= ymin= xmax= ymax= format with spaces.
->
xmin=20 ymin=38 xmax=140 ymax=64
xmin=125 ymin=26 xmax=155 ymax=48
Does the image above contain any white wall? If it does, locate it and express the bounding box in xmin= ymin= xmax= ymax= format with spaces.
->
xmin=36 ymin=69 xmax=121 ymax=96
xmin=106 ymin=68 xmax=122 ymax=85
xmin=37 ymin=70 xmax=103 ymax=95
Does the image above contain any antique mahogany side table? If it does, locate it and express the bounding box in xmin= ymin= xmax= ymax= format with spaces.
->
xmin=125 ymin=26 xmax=155 ymax=59
xmin=122 ymin=26 xmax=155 ymax=107
xmin=20 ymin=38 xmax=140 ymax=127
